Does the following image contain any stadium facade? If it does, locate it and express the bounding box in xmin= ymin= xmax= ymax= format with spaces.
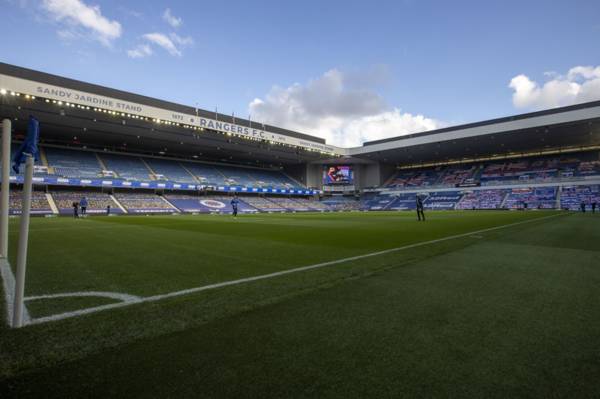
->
xmin=1 ymin=62 xmax=599 ymax=215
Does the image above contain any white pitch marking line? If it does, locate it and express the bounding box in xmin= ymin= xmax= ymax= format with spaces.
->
xmin=0 ymin=257 xmax=31 ymax=327
xmin=25 ymin=291 xmax=142 ymax=303
xmin=26 ymin=213 xmax=564 ymax=326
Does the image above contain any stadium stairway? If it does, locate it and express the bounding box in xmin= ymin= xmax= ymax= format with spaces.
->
xmin=178 ymin=163 xmax=201 ymax=184
xmin=159 ymin=195 xmax=181 ymax=212
xmin=141 ymin=158 xmax=158 ymax=180
xmin=109 ymin=194 xmax=128 ymax=214
xmin=94 ymin=153 xmax=109 ymax=172
xmin=38 ymin=147 xmax=54 ymax=174
xmin=45 ymin=193 xmax=59 ymax=214
xmin=282 ymin=172 xmax=305 ymax=189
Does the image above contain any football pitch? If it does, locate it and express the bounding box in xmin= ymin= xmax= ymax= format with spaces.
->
xmin=1 ymin=210 xmax=599 ymax=397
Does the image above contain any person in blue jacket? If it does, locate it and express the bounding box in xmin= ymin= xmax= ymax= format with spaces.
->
xmin=80 ymin=196 xmax=88 ymax=216
xmin=231 ymin=196 xmax=239 ymax=217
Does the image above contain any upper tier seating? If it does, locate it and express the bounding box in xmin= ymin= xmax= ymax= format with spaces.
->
xmin=182 ymin=163 xmax=228 ymax=186
xmin=439 ymin=165 xmax=479 ymax=187
xmin=384 ymin=152 xmax=600 ymax=190
xmin=45 ymin=147 xmax=102 ymax=178
xmin=386 ymin=168 xmax=444 ymax=188
xmin=145 ymin=158 xmax=197 ymax=183
xmin=99 ymin=154 xmax=152 ymax=181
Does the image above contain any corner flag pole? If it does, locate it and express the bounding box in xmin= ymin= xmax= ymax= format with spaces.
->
xmin=11 ymin=115 xmax=40 ymax=328
xmin=0 ymin=119 xmax=11 ymax=258
xmin=12 ymin=154 xmax=33 ymax=328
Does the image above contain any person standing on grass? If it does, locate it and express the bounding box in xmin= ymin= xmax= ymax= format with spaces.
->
xmin=580 ymin=201 xmax=586 ymax=213
xmin=106 ymin=204 xmax=111 ymax=216
xmin=592 ymin=202 xmax=597 ymax=214
xmin=231 ymin=195 xmax=239 ymax=217
xmin=416 ymin=195 xmax=425 ymax=222
xmin=80 ymin=196 xmax=88 ymax=216
xmin=72 ymin=201 xmax=79 ymax=218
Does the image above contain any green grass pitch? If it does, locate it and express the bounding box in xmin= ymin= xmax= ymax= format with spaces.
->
xmin=1 ymin=210 xmax=599 ymax=397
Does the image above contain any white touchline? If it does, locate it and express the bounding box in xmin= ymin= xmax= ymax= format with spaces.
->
xmin=0 ymin=258 xmax=31 ymax=326
xmin=25 ymin=213 xmax=565 ymax=326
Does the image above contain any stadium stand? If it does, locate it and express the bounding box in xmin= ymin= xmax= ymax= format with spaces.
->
xmin=361 ymin=194 xmax=399 ymax=211
xmin=503 ymin=187 xmax=558 ymax=209
xmin=320 ymin=196 xmax=361 ymax=211
xmin=181 ymin=163 xmax=228 ymax=186
xmin=387 ymin=193 xmax=421 ymax=210
xmin=44 ymin=147 xmax=103 ymax=178
xmin=99 ymin=153 xmax=152 ymax=181
xmin=8 ymin=190 xmax=52 ymax=215
xmin=292 ymin=198 xmax=330 ymax=211
xmin=114 ymin=192 xmax=177 ymax=213
xmin=438 ymin=165 xmax=479 ymax=187
xmin=241 ymin=196 xmax=288 ymax=211
xmin=560 ymin=185 xmax=600 ymax=210
xmin=209 ymin=196 xmax=258 ymax=213
xmin=164 ymin=194 xmax=257 ymax=213
xmin=144 ymin=159 xmax=197 ymax=183
xmin=423 ymin=191 xmax=463 ymax=210
xmin=455 ymin=189 xmax=509 ymax=210
xmin=386 ymin=168 xmax=443 ymax=188
xmin=51 ymin=190 xmax=122 ymax=214
xmin=384 ymin=152 xmax=600 ymax=190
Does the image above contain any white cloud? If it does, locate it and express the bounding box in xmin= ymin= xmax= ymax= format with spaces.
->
xmin=509 ymin=65 xmax=600 ymax=110
xmin=169 ymin=32 xmax=193 ymax=46
xmin=142 ymin=32 xmax=181 ymax=56
xmin=249 ymin=68 xmax=442 ymax=147
xmin=41 ymin=0 xmax=122 ymax=46
xmin=127 ymin=44 xmax=153 ymax=58
xmin=162 ymin=8 xmax=182 ymax=28
xmin=130 ymin=32 xmax=193 ymax=58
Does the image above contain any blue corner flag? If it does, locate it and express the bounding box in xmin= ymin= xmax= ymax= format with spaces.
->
xmin=12 ymin=116 xmax=40 ymax=174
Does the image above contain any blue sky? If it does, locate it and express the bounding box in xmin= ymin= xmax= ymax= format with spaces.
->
xmin=2 ymin=0 xmax=599 ymax=146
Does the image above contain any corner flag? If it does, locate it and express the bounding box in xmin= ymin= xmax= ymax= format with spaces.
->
xmin=12 ymin=116 xmax=40 ymax=174
xmin=12 ymin=116 xmax=40 ymax=328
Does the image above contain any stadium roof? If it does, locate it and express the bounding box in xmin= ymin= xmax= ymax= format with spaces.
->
xmin=348 ymin=100 xmax=600 ymax=165
xmin=1 ymin=62 xmax=600 ymax=167
xmin=0 ymin=63 xmax=342 ymax=168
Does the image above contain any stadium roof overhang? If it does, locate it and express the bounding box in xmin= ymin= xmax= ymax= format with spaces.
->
xmin=0 ymin=63 xmax=344 ymax=168
xmin=350 ymin=101 xmax=600 ymax=166
xmin=2 ymin=62 xmax=600 ymax=169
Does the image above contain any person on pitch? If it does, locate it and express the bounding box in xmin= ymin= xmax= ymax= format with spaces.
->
xmin=80 ymin=196 xmax=88 ymax=216
xmin=231 ymin=195 xmax=239 ymax=217
xmin=416 ymin=194 xmax=425 ymax=221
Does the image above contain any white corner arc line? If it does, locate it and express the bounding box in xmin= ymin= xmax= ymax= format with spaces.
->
xmin=25 ymin=291 xmax=142 ymax=302
xmin=26 ymin=213 xmax=565 ymax=326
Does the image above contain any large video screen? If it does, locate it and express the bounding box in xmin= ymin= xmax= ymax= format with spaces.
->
xmin=323 ymin=165 xmax=354 ymax=185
